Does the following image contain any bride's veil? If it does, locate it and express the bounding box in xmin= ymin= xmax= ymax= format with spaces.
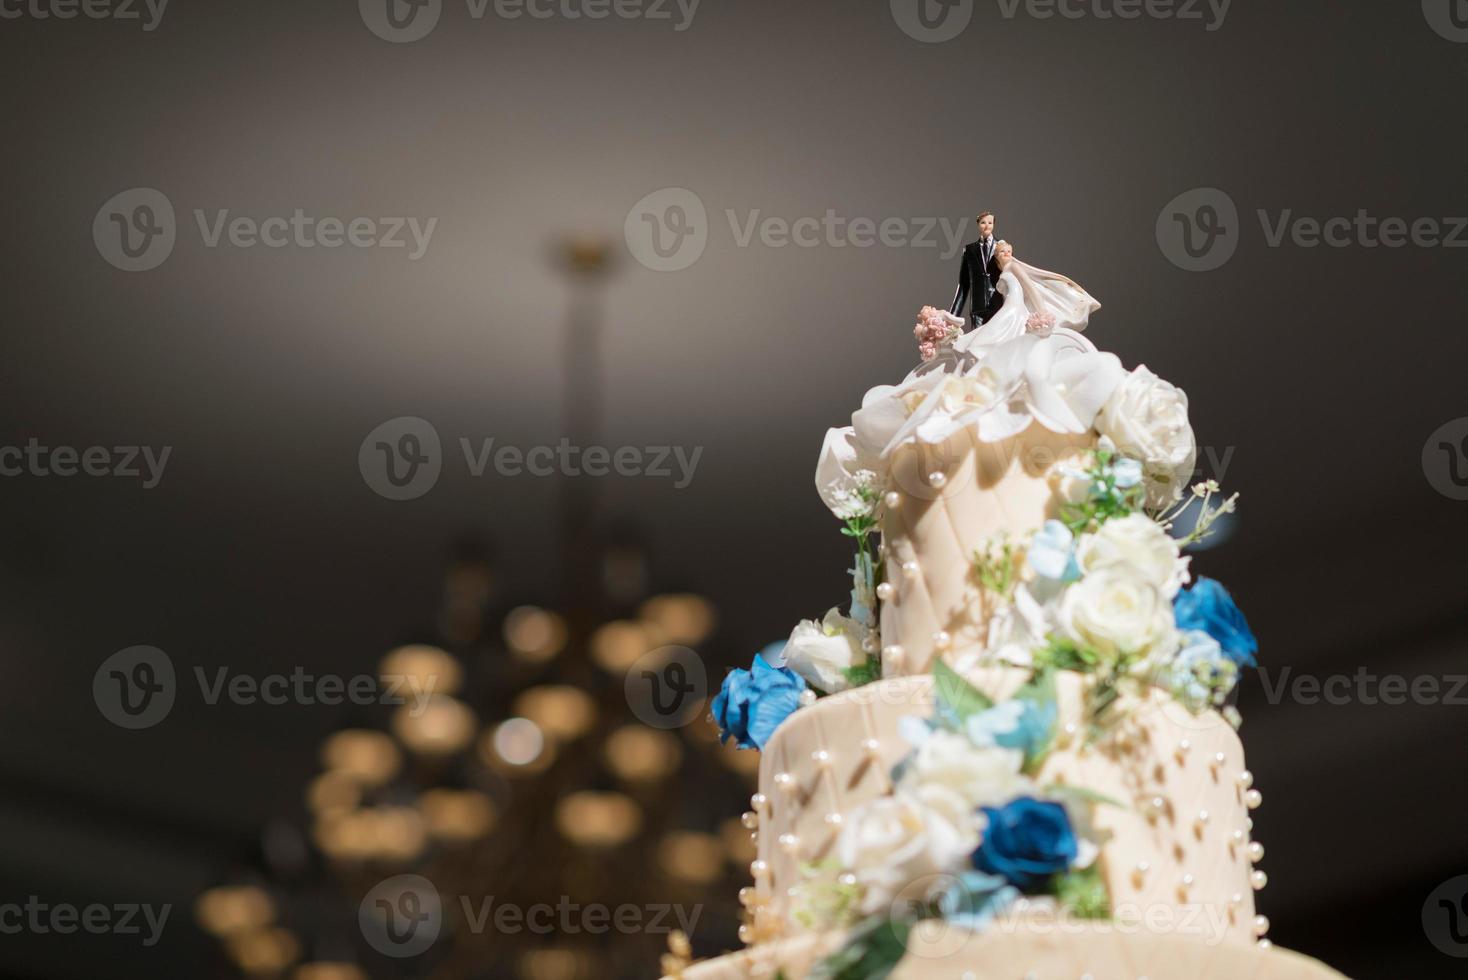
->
xmin=1005 ymin=255 xmax=1102 ymax=334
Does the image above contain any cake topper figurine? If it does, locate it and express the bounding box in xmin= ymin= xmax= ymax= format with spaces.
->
xmin=950 ymin=211 xmax=1006 ymax=328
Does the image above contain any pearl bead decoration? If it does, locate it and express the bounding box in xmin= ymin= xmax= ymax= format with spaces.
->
xmin=750 ymin=793 xmax=767 ymax=811
xmin=1253 ymin=914 xmax=1270 ymax=937
xmin=811 ymin=749 xmax=831 ymax=768
xmin=901 ymin=561 xmax=919 ymax=577
xmin=741 ymin=811 xmax=759 ymax=830
xmin=927 ymin=471 xmax=947 ymax=488
xmin=1251 ymin=870 xmax=1268 ymax=890
xmin=932 ymin=630 xmax=952 ymax=650
xmin=884 ymin=491 xmax=901 ymax=509
xmin=861 ymin=737 xmax=881 ymax=755
xmin=1238 ymin=770 xmax=1254 ymax=789
xmin=774 ymin=772 xmax=795 ymax=792
xmin=750 ymin=860 xmax=769 ymax=877
xmin=1248 ymin=841 xmax=1265 ymax=863
xmin=798 ymin=689 xmax=817 ymax=707
xmin=876 ymin=582 xmax=895 ymax=601
xmin=1244 ymin=788 xmax=1263 ymax=809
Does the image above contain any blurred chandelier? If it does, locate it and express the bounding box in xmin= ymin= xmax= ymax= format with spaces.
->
xmin=196 ymin=239 xmax=752 ymax=980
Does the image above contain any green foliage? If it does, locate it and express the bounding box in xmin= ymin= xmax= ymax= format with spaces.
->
xmin=842 ymin=659 xmax=883 ymax=690
xmin=1032 ymin=636 xmax=1139 ymax=743
xmin=792 ymin=862 xmax=864 ymax=932
xmin=1053 ymin=864 xmax=1110 ymax=920
xmin=811 ymin=918 xmax=912 ymax=980
xmin=972 ymin=537 xmax=1018 ymax=600
xmin=1033 ymin=636 xmax=1097 ymax=673
xmin=1011 ymin=667 xmax=1059 ymax=774
xmin=932 ymin=660 xmax=994 ymax=726
xmin=1059 ymin=449 xmax=1143 ymax=535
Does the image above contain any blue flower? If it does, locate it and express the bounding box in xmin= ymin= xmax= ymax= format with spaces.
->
xmin=1174 ymin=577 xmax=1257 ymax=666
xmin=972 ymin=796 xmax=1078 ymax=890
xmin=849 ymin=551 xmax=877 ymax=628
xmin=1111 ymin=457 xmax=1143 ymax=489
xmin=1167 ymin=630 xmax=1239 ymax=710
xmin=965 ymin=698 xmax=1056 ymax=758
xmin=1027 ymin=520 xmax=1080 ymax=583
xmin=935 ymin=870 xmax=1019 ymax=931
xmin=711 ymin=647 xmax=808 ymax=750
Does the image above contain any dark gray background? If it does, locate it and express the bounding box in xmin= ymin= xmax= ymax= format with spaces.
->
xmin=2 ymin=0 xmax=1467 ymax=976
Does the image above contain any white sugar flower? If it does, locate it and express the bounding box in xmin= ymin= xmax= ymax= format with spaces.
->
xmin=1057 ymin=566 xmax=1179 ymax=663
xmin=1097 ymin=366 xmax=1198 ymax=508
xmin=838 ymin=792 xmax=978 ymax=914
xmin=897 ymin=729 xmax=1030 ymax=810
xmin=783 ymin=608 xmax=871 ymax=694
xmin=1075 ymin=513 xmax=1190 ymax=598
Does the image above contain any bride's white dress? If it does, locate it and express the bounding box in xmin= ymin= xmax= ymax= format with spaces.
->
xmin=955 ymin=259 xmax=1101 ymax=355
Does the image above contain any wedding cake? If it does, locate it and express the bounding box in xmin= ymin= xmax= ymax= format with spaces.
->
xmin=668 ymin=251 xmax=1345 ymax=979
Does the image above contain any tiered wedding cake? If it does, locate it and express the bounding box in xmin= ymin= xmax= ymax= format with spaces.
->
xmin=671 ymin=253 xmax=1344 ymax=979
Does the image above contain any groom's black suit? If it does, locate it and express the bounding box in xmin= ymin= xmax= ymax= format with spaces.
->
xmin=950 ymin=237 xmax=1004 ymax=328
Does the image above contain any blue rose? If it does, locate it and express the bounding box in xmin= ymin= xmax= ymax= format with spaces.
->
xmin=972 ymin=796 xmax=1078 ymax=890
xmin=711 ymin=645 xmax=808 ymax=750
xmin=1173 ymin=577 xmax=1257 ymax=666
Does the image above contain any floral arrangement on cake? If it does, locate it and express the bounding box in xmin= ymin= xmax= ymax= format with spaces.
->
xmin=709 ymin=304 xmax=1259 ymax=966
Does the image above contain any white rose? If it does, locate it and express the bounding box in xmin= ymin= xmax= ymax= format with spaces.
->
xmin=1096 ymin=366 xmax=1197 ymax=507
xmin=897 ymin=730 xmax=1030 ymax=810
xmin=837 ymin=793 xmax=975 ymax=914
xmin=1076 ymin=513 xmax=1190 ymax=597
xmin=1058 ymin=567 xmax=1178 ymax=662
xmin=784 ymin=608 xmax=869 ymax=694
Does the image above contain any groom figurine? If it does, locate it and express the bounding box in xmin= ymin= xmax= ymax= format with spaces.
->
xmin=950 ymin=211 xmax=1004 ymax=328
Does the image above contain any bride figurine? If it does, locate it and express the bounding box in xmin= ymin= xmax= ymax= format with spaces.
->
xmin=955 ymin=240 xmax=1101 ymax=354
xmin=897 ymin=241 xmax=1122 ymax=440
